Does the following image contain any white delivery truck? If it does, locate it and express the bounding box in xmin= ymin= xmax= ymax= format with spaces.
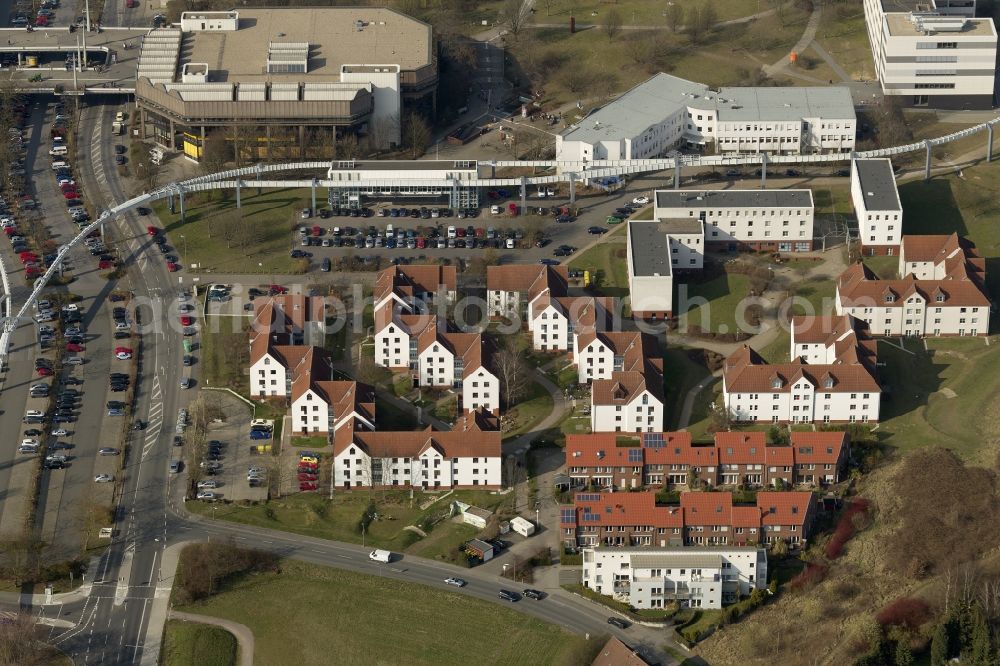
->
xmin=368 ymin=549 xmax=392 ymax=563
xmin=111 ymin=121 xmax=124 ymax=135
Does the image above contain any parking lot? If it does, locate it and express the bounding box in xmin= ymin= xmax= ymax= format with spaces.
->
xmin=182 ymin=391 xmax=268 ymax=503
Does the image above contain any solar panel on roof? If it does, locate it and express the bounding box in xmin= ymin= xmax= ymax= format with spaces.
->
xmin=627 ymin=449 xmax=643 ymax=463
xmin=583 ymin=513 xmax=602 ymax=522
xmin=576 ymin=493 xmax=602 ymax=502
xmin=644 ymin=433 xmax=665 ymax=449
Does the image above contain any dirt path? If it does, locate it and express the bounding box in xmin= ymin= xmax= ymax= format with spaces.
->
xmin=167 ymin=610 xmax=255 ymax=666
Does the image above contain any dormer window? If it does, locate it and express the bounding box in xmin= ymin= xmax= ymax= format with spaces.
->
xmin=935 ymin=293 xmax=945 ymax=302
xmin=771 ymin=377 xmax=782 ymax=389
xmin=884 ymin=293 xmax=895 ymax=303
xmin=823 ymin=376 xmax=834 ymax=389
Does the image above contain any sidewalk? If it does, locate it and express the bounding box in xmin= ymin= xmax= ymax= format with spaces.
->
xmin=763 ymin=4 xmax=822 ymax=78
xmin=138 ymin=540 xmax=185 ymax=666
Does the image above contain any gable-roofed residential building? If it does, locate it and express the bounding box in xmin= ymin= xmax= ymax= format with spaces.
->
xmin=528 ymin=294 xmax=613 ymax=352
xmin=836 ymin=246 xmax=989 ymax=336
xmin=414 ymin=329 xmax=499 ymax=413
xmin=591 ymin=637 xmax=655 ymax=666
xmin=561 ymin=490 xmax=817 ymax=548
xmin=291 ymin=379 xmax=376 ymax=436
xmin=332 ymin=426 xmax=501 ymax=489
xmin=587 ymin=333 xmax=664 ymax=432
xmin=790 ymin=314 xmax=877 ymax=366
xmin=565 ymin=430 xmax=849 ymax=490
xmin=723 ymin=344 xmax=881 ymax=424
xmin=373 ymin=264 xmax=457 ymax=312
xmin=486 ymin=264 xmax=568 ymax=319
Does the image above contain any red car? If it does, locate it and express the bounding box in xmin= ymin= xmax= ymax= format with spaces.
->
xmin=298 ymin=473 xmax=318 ymax=481
xmin=66 ymin=342 xmax=84 ymax=352
xmin=299 ymin=482 xmax=318 ymax=491
xmin=166 ymin=262 xmax=178 ymax=272
xmin=34 ymin=15 xmax=48 ymax=26
xmin=62 ymin=190 xmax=78 ymax=200
xmin=98 ymin=260 xmax=114 ymax=270
xmin=4 ymin=227 xmax=16 ymax=235
xmin=59 ymin=182 xmax=76 ymax=192
xmin=147 ymin=226 xmax=159 ymax=236
xmin=114 ymin=347 xmax=133 ymax=355
xmin=297 ymin=466 xmax=318 ymax=474
xmin=37 ymin=366 xmax=53 ymax=376
xmin=311 ymin=225 xmax=321 ymax=237
xmin=180 ymin=315 xmax=193 ymax=326
xmin=416 ymin=237 xmax=425 ymax=249
xmin=269 ymin=284 xmax=288 ymax=295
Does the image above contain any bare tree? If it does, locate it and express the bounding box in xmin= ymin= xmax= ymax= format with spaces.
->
xmin=769 ymin=0 xmax=788 ymax=27
xmin=0 ymin=612 xmax=64 ymax=665
xmin=501 ymin=0 xmax=527 ymax=37
xmin=603 ymin=8 xmax=623 ymax=40
xmin=491 ymin=336 xmax=529 ymax=407
xmin=200 ymin=130 xmax=229 ymax=175
xmin=664 ymin=3 xmax=684 ymax=32
xmin=687 ymin=4 xmax=717 ymax=44
xmin=401 ymin=111 xmax=432 ymax=159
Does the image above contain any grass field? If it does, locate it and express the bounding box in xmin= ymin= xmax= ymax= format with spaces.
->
xmin=162 ymin=620 xmax=237 ymax=666
xmin=862 ymin=254 xmax=898 ymax=280
xmin=814 ymin=7 xmax=875 ymax=81
xmin=152 ymin=188 xmax=312 ymax=274
xmin=876 ymin=337 xmax=1000 ymax=464
xmin=568 ymin=238 xmax=628 ymax=296
xmin=187 ymin=489 xmax=513 ymax=556
xmin=175 ymin=559 xmax=598 ymax=666
xmin=677 ymin=272 xmax=750 ymax=334
xmin=504 ymin=380 xmax=555 ymax=439
xmin=290 ymin=435 xmax=327 ymax=448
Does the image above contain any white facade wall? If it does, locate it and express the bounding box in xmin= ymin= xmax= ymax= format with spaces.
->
xmin=837 ymin=294 xmax=988 ymax=337
xmin=487 ymin=290 xmax=520 ymax=318
xmin=899 ymin=257 xmax=944 ymax=280
xmin=375 ymin=322 xmax=411 ymax=369
xmin=591 ymin=390 xmax=664 ymax=433
xmin=531 ymin=305 xmax=569 ymax=351
xmin=250 ymin=353 xmax=287 ymax=397
xmin=333 ymin=446 xmax=501 ymax=489
xmin=724 ymin=378 xmax=880 ymax=424
xmin=292 ymin=388 xmax=330 ymax=434
xmin=463 ymin=367 xmax=499 ymax=413
xmin=340 ymin=65 xmax=401 ymax=149
xmin=669 ymin=232 xmax=704 ymax=270
xmin=574 ymin=339 xmax=616 ymax=384
xmin=582 ymin=548 xmax=767 ymax=610
xmin=655 ymin=203 xmax=814 ymax=251
xmin=417 ymin=342 xmax=455 ymax=387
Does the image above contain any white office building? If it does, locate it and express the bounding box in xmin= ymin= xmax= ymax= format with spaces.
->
xmin=852 ymin=158 xmax=903 ymax=256
xmin=582 ymin=547 xmax=768 ymax=610
xmin=653 ymin=189 xmax=814 ymax=253
xmin=863 ymin=0 xmax=997 ymax=109
xmin=556 ymin=73 xmax=855 ymax=162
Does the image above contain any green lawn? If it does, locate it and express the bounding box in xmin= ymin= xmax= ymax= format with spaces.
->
xmin=758 ymin=328 xmax=791 ymax=364
xmin=505 ymin=381 xmax=555 ymax=439
xmin=814 ymin=7 xmax=876 ymax=81
xmin=568 ymin=238 xmax=628 ymax=297
xmin=875 ymin=337 xmax=1000 ymax=464
xmin=812 ymin=186 xmax=853 ymax=215
xmin=151 ymin=188 xmax=313 ymax=274
xmin=376 ymin=396 xmax=422 ymax=431
xmin=663 ymin=347 xmax=711 ymax=431
xmin=863 ymin=255 xmax=899 ymax=280
xmin=186 ymin=489 xmax=512 ymax=554
xmin=290 ymin=435 xmax=327 ymax=448
xmin=683 ymin=376 xmax=721 ymax=442
xmin=677 ymin=272 xmax=750 ymax=335
xmin=790 ymin=276 xmax=836 ymax=318
xmin=162 ymin=620 xmax=237 ymax=666
xmin=175 ymin=559 xmax=597 ymax=666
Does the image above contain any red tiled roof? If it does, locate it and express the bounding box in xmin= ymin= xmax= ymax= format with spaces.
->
xmin=567 ymin=492 xmax=684 ymax=528
xmin=790 ymin=431 xmax=848 ymax=465
xmin=289 ymin=347 xmax=332 ymax=401
xmin=486 ymin=264 xmax=568 ymax=295
xmin=715 ymin=432 xmax=767 ymax=465
xmin=680 ymin=492 xmax=734 ymax=526
xmin=375 ymin=264 xmax=457 ymax=304
xmin=724 ymin=345 xmax=880 ymax=394
xmin=838 ymin=261 xmax=988 ymax=308
xmin=757 ymin=491 xmax=814 ymax=526
xmin=901 ymin=233 xmax=965 ymax=264
xmin=591 ymin=637 xmax=652 ymax=666
xmin=337 ymin=428 xmax=501 ymax=459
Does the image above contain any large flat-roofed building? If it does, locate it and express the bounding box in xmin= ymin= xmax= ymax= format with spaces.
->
xmin=325 ymin=160 xmax=480 ymax=209
xmin=626 ymin=219 xmax=704 ymax=321
xmin=863 ymin=0 xmax=997 ymax=109
xmin=135 ymin=8 xmax=437 ymax=159
xmin=653 ymin=189 xmax=814 ymax=252
xmin=852 ymin=158 xmax=902 ymax=256
xmin=556 ymin=73 xmax=856 ymax=162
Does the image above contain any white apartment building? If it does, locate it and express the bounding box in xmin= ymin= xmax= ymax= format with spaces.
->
xmin=626 ymin=219 xmax=704 ymax=320
xmin=529 ymin=295 xmax=610 ymax=352
xmin=332 ymin=429 xmax=501 ymax=489
xmin=414 ymin=330 xmax=499 ymax=413
xmin=723 ymin=345 xmax=881 ymax=424
xmin=591 ymin=372 xmax=664 ymax=433
xmin=556 ymin=73 xmax=855 ymax=162
xmin=851 ymin=158 xmax=903 ymax=255
xmin=836 ymin=257 xmax=989 ymax=336
xmin=374 ymin=306 xmax=437 ymax=370
xmin=653 ymin=189 xmax=814 ymax=252
xmin=373 ymin=264 xmax=457 ymax=312
xmin=863 ymin=0 xmax=997 ymax=109
xmin=486 ymin=264 xmax=568 ymax=319
xmin=290 ymin=380 xmax=375 ymax=435
xmin=790 ymin=314 xmax=877 ymax=366
xmin=582 ymin=547 xmax=768 ymax=610
xmin=573 ymin=331 xmax=653 ymax=385
xmin=899 ymin=232 xmax=978 ymax=279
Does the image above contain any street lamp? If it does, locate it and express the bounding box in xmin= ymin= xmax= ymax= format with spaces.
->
xmin=179 ymin=233 xmax=188 ymax=259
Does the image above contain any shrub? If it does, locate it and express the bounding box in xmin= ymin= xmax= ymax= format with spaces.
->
xmin=876 ymin=597 xmax=932 ymax=629
xmin=825 ymin=498 xmax=870 ymax=560
xmin=789 ymin=562 xmax=828 ymax=592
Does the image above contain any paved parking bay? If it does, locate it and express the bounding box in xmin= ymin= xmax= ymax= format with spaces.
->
xmin=185 ymin=391 xmax=267 ymax=503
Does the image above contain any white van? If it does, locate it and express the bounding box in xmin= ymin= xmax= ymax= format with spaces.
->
xmin=51 ymin=160 xmax=68 ymax=170
xmin=447 ymin=225 xmax=457 ymax=239
xmin=368 ymin=549 xmax=392 ymax=563
xmin=384 ymin=224 xmax=394 ymax=238
xmin=49 ymin=145 xmax=68 ymax=156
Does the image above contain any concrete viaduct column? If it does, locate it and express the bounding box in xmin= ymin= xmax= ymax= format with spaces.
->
xmin=673 ymin=156 xmax=680 ymax=189
xmin=520 ymin=176 xmax=527 ymax=213
xmin=760 ymin=152 xmax=768 ymax=190
xmin=178 ymin=186 xmax=186 ymax=223
xmin=924 ymin=139 xmax=933 ymax=181
xmin=987 ymin=124 xmax=994 ymax=163
xmin=311 ymin=179 xmax=317 ymax=215
xmin=568 ymin=174 xmax=576 ymax=205
xmin=235 ymin=179 xmax=241 ymax=209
